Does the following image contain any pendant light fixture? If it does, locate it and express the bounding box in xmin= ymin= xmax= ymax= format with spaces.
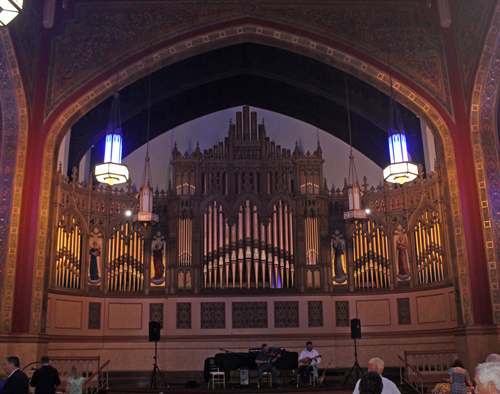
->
xmin=343 ymin=75 xmax=367 ymax=221
xmin=0 ymin=0 xmax=23 ymax=26
xmin=383 ymin=62 xmax=418 ymax=185
xmin=134 ymin=74 xmax=158 ymax=225
xmin=95 ymin=80 xmax=129 ymax=186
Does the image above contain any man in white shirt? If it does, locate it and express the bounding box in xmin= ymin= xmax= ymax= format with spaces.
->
xmin=298 ymin=341 xmax=321 ymax=386
xmin=352 ymin=358 xmax=400 ymax=394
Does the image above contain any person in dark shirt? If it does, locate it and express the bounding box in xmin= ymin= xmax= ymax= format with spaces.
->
xmin=255 ymin=343 xmax=281 ymax=388
xmin=1 ymin=356 xmax=29 ymax=394
xmin=30 ymin=356 xmax=61 ymax=394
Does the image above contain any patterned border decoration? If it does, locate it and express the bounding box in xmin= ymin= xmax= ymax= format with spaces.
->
xmin=45 ymin=2 xmax=453 ymax=120
xmin=232 ymin=302 xmax=268 ymax=328
xmin=35 ymin=22 xmax=471 ymax=331
xmin=150 ymin=303 xmax=164 ymax=328
xmin=469 ymin=2 xmax=500 ymax=324
xmin=308 ymin=300 xmax=323 ymax=327
xmin=335 ymin=300 xmax=350 ymax=327
xmin=397 ymin=298 xmax=411 ymax=325
xmin=274 ymin=301 xmax=299 ymax=328
xmin=0 ymin=29 xmax=28 ymax=333
xmin=176 ymin=302 xmax=191 ymax=329
xmin=88 ymin=302 xmax=101 ymax=329
xmin=201 ymin=302 xmax=225 ymax=329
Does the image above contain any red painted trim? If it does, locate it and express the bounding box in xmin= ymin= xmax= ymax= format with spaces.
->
xmin=11 ymin=12 xmax=492 ymax=331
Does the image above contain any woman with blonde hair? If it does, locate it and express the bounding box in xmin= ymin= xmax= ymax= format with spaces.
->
xmin=66 ymin=366 xmax=85 ymax=394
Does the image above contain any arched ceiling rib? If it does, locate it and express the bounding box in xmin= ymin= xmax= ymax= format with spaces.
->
xmin=67 ymin=43 xmax=424 ymax=175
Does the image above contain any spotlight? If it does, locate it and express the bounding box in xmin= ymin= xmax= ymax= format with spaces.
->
xmin=125 ymin=210 xmax=132 ymax=217
xmin=365 ymin=208 xmax=371 ymax=214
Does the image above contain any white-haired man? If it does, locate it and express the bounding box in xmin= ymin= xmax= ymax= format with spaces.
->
xmin=352 ymin=358 xmax=400 ymax=394
xmin=475 ymin=362 xmax=500 ymax=394
xmin=485 ymin=354 xmax=500 ymax=363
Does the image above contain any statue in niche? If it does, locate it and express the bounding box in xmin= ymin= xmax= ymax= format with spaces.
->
xmin=331 ymin=230 xmax=347 ymax=284
xmin=88 ymin=235 xmax=102 ymax=285
xmin=394 ymin=224 xmax=410 ymax=280
xmin=151 ymin=233 xmax=166 ymax=285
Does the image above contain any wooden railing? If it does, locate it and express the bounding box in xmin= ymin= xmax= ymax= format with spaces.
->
xmin=83 ymin=359 xmax=110 ymax=394
xmin=404 ymin=350 xmax=457 ymax=374
xmin=399 ymin=355 xmax=424 ymax=394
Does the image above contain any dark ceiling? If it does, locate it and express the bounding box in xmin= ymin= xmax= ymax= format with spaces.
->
xmin=67 ymin=43 xmax=424 ymax=177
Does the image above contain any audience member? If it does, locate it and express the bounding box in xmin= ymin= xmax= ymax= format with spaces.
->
xmin=449 ymin=359 xmax=472 ymax=394
xmin=360 ymin=371 xmax=384 ymax=394
xmin=353 ymin=358 xmax=400 ymax=394
xmin=485 ymin=354 xmax=500 ymax=363
xmin=474 ymin=362 xmax=500 ymax=394
xmin=65 ymin=366 xmax=84 ymax=394
xmin=30 ymin=356 xmax=60 ymax=394
xmin=1 ymin=356 xmax=29 ymax=394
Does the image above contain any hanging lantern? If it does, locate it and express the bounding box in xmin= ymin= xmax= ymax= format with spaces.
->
xmin=344 ymin=154 xmax=368 ymax=221
xmin=95 ymin=92 xmax=129 ymax=185
xmin=134 ymin=154 xmax=158 ymax=224
xmin=342 ymin=76 xmax=367 ymax=221
xmin=383 ymin=93 xmax=418 ymax=184
xmin=133 ymin=75 xmax=158 ymax=225
xmin=0 ymin=0 xmax=23 ymax=26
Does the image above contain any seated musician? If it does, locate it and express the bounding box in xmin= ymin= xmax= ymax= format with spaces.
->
xmin=255 ymin=343 xmax=281 ymax=388
xmin=298 ymin=341 xmax=321 ymax=386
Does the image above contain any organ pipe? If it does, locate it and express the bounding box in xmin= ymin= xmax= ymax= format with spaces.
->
xmin=202 ymin=199 xmax=294 ymax=289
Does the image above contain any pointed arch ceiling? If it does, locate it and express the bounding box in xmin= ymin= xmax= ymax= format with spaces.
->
xmin=67 ymin=42 xmax=424 ymax=174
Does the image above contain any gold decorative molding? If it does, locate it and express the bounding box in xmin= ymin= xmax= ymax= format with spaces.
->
xmin=34 ymin=23 xmax=472 ymax=332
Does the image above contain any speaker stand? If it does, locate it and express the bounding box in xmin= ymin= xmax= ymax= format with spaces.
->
xmin=343 ymin=337 xmax=363 ymax=386
xmin=148 ymin=339 xmax=169 ymax=389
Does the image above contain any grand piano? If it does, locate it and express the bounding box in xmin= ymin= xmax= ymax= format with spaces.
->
xmin=204 ymin=349 xmax=299 ymax=383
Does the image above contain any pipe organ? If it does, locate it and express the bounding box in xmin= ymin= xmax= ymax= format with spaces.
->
xmin=51 ymin=107 xmax=449 ymax=295
xmin=55 ymin=213 xmax=82 ymax=289
xmin=413 ymin=208 xmax=444 ymax=284
xmin=108 ymin=222 xmax=145 ymax=292
xmin=352 ymin=220 xmax=391 ymax=289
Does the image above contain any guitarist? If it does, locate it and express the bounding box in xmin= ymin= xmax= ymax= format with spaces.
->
xmin=298 ymin=341 xmax=321 ymax=386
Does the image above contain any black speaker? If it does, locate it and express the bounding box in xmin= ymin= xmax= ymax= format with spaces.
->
xmin=350 ymin=318 xmax=361 ymax=339
xmin=149 ymin=321 xmax=161 ymax=342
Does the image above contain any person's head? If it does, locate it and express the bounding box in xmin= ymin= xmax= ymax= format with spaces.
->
xmin=475 ymin=362 xmax=500 ymax=394
xmin=306 ymin=341 xmax=313 ymax=351
xmin=486 ymin=354 xmax=500 ymax=363
xmin=41 ymin=356 xmax=49 ymax=365
xmin=261 ymin=343 xmax=268 ymax=353
xmin=155 ymin=244 xmax=160 ymax=249
xmin=452 ymin=359 xmax=464 ymax=368
xmin=3 ymin=357 xmax=20 ymax=375
xmin=359 ymin=371 xmax=383 ymax=394
xmin=93 ymin=242 xmax=97 ymax=247
xmin=69 ymin=366 xmax=79 ymax=379
xmin=367 ymin=358 xmax=384 ymax=374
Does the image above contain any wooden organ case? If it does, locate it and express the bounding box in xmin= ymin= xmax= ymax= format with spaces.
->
xmin=51 ymin=106 xmax=449 ymax=295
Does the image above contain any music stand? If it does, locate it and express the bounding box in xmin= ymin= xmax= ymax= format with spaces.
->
xmin=343 ymin=336 xmax=363 ymax=385
xmin=148 ymin=321 xmax=168 ymax=389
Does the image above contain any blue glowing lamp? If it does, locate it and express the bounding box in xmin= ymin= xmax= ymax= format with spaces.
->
xmin=383 ymin=93 xmax=418 ymax=184
xmin=0 ymin=0 xmax=23 ymax=26
xmin=95 ymin=92 xmax=129 ymax=186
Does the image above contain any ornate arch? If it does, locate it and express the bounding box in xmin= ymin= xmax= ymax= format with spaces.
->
xmin=33 ymin=22 xmax=471 ymax=331
xmin=469 ymin=2 xmax=500 ymax=324
xmin=0 ymin=30 xmax=28 ymax=333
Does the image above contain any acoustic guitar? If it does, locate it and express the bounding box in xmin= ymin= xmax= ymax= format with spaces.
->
xmin=319 ymin=360 xmax=333 ymax=386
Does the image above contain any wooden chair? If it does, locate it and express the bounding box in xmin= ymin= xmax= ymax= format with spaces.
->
xmin=209 ymin=368 xmax=225 ymax=389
